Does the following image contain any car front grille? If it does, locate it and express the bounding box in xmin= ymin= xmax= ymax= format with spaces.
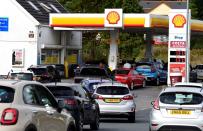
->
xmin=158 ymin=126 xmax=201 ymax=131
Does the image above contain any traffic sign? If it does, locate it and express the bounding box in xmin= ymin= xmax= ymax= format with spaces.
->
xmin=0 ymin=17 xmax=9 ymax=31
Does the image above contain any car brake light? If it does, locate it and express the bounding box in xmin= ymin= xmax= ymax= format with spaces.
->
xmin=95 ymin=95 xmax=103 ymax=100
xmin=122 ymin=95 xmax=133 ymax=100
xmin=153 ymin=99 xmax=160 ymax=110
xmin=64 ymin=99 xmax=77 ymax=105
xmin=1 ymin=108 xmax=18 ymax=125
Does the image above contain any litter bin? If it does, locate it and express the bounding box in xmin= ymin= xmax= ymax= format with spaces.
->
xmin=170 ymin=73 xmax=182 ymax=86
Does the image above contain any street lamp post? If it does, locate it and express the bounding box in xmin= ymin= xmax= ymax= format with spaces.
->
xmin=186 ymin=0 xmax=190 ymax=82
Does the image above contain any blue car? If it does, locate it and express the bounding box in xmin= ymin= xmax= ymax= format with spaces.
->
xmin=135 ymin=62 xmax=167 ymax=85
xmin=81 ymin=78 xmax=112 ymax=94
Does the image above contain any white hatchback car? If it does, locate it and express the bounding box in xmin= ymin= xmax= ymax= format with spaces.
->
xmin=0 ymin=80 xmax=75 ymax=131
xmin=150 ymin=86 xmax=203 ymax=131
xmin=93 ymin=82 xmax=136 ymax=122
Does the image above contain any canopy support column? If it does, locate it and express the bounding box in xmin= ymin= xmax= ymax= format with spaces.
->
xmin=145 ymin=30 xmax=153 ymax=59
xmin=108 ymin=30 xmax=119 ymax=70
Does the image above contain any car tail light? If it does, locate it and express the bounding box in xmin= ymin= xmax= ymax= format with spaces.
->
xmin=95 ymin=95 xmax=104 ymax=100
xmin=153 ymin=99 xmax=160 ymax=110
xmin=122 ymin=95 xmax=133 ymax=100
xmin=64 ymin=99 xmax=77 ymax=105
xmin=151 ymin=66 xmax=156 ymax=73
xmin=42 ymin=73 xmax=49 ymax=77
xmin=1 ymin=108 xmax=18 ymax=125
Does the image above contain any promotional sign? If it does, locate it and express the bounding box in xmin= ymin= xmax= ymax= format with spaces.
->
xmin=104 ymin=9 xmax=123 ymax=28
xmin=12 ymin=49 xmax=24 ymax=67
xmin=0 ymin=17 xmax=8 ymax=31
xmin=168 ymin=9 xmax=190 ymax=86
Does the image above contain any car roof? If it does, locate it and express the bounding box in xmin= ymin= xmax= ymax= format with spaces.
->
xmin=161 ymin=86 xmax=203 ymax=94
xmin=82 ymin=78 xmax=111 ymax=82
xmin=28 ymin=65 xmax=49 ymax=69
xmin=96 ymin=82 xmax=128 ymax=88
xmin=174 ymin=82 xmax=202 ymax=88
xmin=0 ymin=79 xmax=42 ymax=89
xmin=10 ymin=70 xmax=34 ymax=74
xmin=44 ymin=82 xmax=80 ymax=87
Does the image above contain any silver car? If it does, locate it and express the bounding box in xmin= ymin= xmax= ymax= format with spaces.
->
xmin=0 ymin=80 xmax=75 ymax=131
xmin=150 ymin=86 xmax=203 ymax=131
xmin=93 ymin=82 xmax=136 ymax=122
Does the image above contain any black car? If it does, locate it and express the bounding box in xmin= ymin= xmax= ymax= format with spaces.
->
xmin=45 ymin=83 xmax=100 ymax=131
xmin=28 ymin=65 xmax=61 ymax=83
xmin=42 ymin=64 xmax=65 ymax=78
xmin=74 ymin=64 xmax=112 ymax=83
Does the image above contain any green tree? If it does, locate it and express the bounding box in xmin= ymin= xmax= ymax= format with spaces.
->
xmin=190 ymin=0 xmax=203 ymax=20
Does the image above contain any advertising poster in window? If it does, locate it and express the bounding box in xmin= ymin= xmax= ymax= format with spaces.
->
xmin=12 ymin=49 xmax=24 ymax=67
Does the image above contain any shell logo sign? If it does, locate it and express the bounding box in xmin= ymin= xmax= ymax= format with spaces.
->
xmin=172 ymin=14 xmax=186 ymax=28
xmin=107 ymin=11 xmax=120 ymax=24
xmin=104 ymin=9 xmax=123 ymax=28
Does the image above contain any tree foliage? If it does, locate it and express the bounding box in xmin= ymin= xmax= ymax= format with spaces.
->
xmin=58 ymin=0 xmax=144 ymax=62
xmin=190 ymin=0 xmax=203 ymax=20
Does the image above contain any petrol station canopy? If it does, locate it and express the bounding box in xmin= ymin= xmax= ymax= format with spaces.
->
xmin=49 ymin=13 xmax=203 ymax=34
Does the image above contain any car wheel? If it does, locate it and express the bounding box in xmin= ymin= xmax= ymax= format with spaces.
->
xmin=67 ymin=124 xmax=76 ymax=131
xmin=128 ymin=112 xmax=135 ymax=123
xmin=76 ymin=112 xmax=83 ymax=131
xmin=25 ymin=125 xmax=37 ymax=131
xmin=142 ymin=79 xmax=146 ymax=88
xmin=90 ymin=111 xmax=100 ymax=130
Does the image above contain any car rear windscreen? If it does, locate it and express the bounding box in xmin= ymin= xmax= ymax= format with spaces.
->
xmin=0 ymin=86 xmax=14 ymax=103
xmin=136 ymin=64 xmax=151 ymax=69
xmin=196 ymin=65 xmax=203 ymax=69
xmin=47 ymin=86 xmax=74 ymax=97
xmin=11 ymin=73 xmax=33 ymax=80
xmin=28 ymin=68 xmax=47 ymax=75
xmin=160 ymin=92 xmax=203 ymax=105
xmin=96 ymin=86 xmax=129 ymax=95
xmin=115 ymin=70 xmax=130 ymax=75
xmin=80 ymin=68 xmax=107 ymax=76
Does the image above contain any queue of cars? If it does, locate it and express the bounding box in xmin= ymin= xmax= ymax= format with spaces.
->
xmin=0 ymin=63 xmax=138 ymax=131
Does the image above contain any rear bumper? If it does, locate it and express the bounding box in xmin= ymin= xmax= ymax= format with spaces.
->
xmin=150 ymin=110 xmax=203 ymax=131
xmin=0 ymin=125 xmax=23 ymax=131
xmin=99 ymin=103 xmax=136 ymax=115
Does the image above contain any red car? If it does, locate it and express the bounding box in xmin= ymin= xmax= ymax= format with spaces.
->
xmin=113 ymin=68 xmax=146 ymax=90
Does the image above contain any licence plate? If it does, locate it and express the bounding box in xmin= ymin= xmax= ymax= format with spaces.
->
xmin=170 ymin=110 xmax=191 ymax=115
xmin=104 ymin=98 xmax=121 ymax=103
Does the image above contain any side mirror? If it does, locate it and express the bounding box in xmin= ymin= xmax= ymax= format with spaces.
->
xmin=57 ymin=99 xmax=65 ymax=113
xmin=58 ymin=99 xmax=65 ymax=108
xmin=91 ymin=94 xmax=98 ymax=99
xmin=151 ymin=101 xmax=155 ymax=105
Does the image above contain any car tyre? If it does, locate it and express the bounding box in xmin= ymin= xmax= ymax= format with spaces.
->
xmin=76 ymin=112 xmax=83 ymax=131
xmin=128 ymin=112 xmax=135 ymax=123
xmin=90 ymin=111 xmax=100 ymax=130
xmin=25 ymin=125 xmax=37 ymax=131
